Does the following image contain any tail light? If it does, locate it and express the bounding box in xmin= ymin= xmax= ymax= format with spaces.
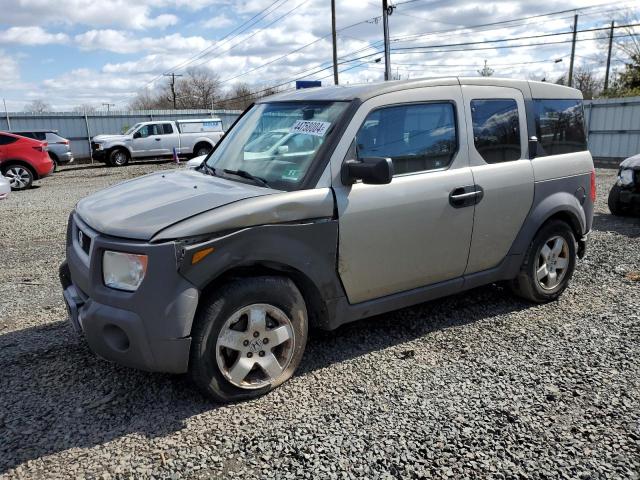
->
xmin=32 ymin=145 xmax=44 ymax=152
xmin=590 ymin=169 xmax=596 ymax=202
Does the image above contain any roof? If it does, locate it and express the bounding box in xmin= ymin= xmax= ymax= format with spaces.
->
xmin=11 ymin=129 xmax=58 ymax=133
xmin=261 ymin=77 xmax=582 ymax=103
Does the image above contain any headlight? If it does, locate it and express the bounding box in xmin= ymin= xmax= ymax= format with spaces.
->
xmin=618 ymin=169 xmax=634 ymax=187
xmin=103 ymin=251 xmax=148 ymax=291
xmin=95 ymin=143 xmax=103 ymax=150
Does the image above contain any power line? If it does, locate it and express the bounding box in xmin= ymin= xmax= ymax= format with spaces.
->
xmin=184 ymin=0 xmax=314 ymax=72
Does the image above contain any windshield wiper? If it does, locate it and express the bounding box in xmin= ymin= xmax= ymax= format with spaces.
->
xmin=199 ymin=163 xmax=218 ymax=177
xmin=223 ymin=169 xmax=269 ymax=187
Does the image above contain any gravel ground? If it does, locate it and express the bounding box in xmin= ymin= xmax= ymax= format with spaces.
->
xmin=0 ymin=164 xmax=639 ymax=479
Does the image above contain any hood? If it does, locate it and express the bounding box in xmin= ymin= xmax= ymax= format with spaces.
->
xmin=76 ymin=169 xmax=272 ymax=240
xmin=93 ymin=134 xmax=128 ymax=142
xmin=620 ymin=153 xmax=640 ymax=170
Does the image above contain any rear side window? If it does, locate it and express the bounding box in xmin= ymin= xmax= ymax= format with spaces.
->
xmin=15 ymin=132 xmax=37 ymax=140
xmin=534 ymin=99 xmax=587 ymax=156
xmin=46 ymin=132 xmax=66 ymax=142
xmin=355 ymin=102 xmax=457 ymax=175
xmin=162 ymin=124 xmax=174 ymax=134
xmin=0 ymin=134 xmax=18 ymax=145
xmin=471 ymin=99 xmax=521 ymax=163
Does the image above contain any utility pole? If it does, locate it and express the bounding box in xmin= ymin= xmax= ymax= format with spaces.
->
xmin=163 ymin=73 xmax=183 ymax=109
xmin=2 ymin=98 xmax=10 ymax=131
xmin=604 ymin=21 xmax=615 ymax=91
xmin=102 ymin=103 xmax=115 ymax=113
xmin=382 ymin=0 xmax=394 ymax=81
xmin=331 ymin=0 xmax=339 ymax=85
xmin=568 ymin=14 xmax=578 ymax=87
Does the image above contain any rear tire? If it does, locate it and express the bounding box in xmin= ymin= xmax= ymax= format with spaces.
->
xmin=193 ymin=143 xmax=212 ymax=157
xmin=49 ymin=153 xmax=59 ymax=172
xmin=190 ymin=276 xmax=308 ymax=403
xmin=510 ymin=220 xmax=576 ymax=303
xmin=108 ymin=148 xmax=130 ymax=167
xmin=608 ymin=184 xmax=626 ymax=216
xmin=1 ymin=163 xmax=34 ymax=190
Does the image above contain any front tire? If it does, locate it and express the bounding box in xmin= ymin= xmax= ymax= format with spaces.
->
xmin=108 ymin=148 xmax=130 ymax=167
xmin=608 ymin=184 xmax=626 ymax=216
xmin=2 ymin=164 xmax=34 ymax=190
xmin=510 ymin=220 xmax=577 ymax=303
xmin=190 ymin=276 xmax=308 ymax=402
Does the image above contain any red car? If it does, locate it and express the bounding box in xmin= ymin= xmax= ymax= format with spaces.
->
xmin=0 ymin=131 xmax=54 ymax=190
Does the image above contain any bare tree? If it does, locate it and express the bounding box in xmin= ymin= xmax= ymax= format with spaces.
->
xmin=478 ymin=60 xmax=494 ymax=77
xmin=572 ymin=67 xmax=603 ymax=100
xmin=23 ymin=99 xmax=51 ymax=113
xmin=174 ymin=68 xmax=222 ymax=109
xmin=72 ymin=104 xmax=97 ymax=113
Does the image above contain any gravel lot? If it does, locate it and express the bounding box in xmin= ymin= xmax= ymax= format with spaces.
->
xmin=1 ymin=163 xmax=639 ymax=479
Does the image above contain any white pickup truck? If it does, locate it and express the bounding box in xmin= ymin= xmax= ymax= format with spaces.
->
xmin=91 ymin=118 xmax=225 ymax=166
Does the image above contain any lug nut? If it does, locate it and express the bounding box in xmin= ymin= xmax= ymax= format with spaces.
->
xmin=247 ymin=352 xmax=253 ymax=358
xmin=253 ymin=331 xmax=260 ymax=338
xmin=259 ymin=351 xmax=265 ymax=357
xmin=243 ymin=340 xmax=250 ymax=346
xmin=263 ymin=338 xmax=269 ymax=345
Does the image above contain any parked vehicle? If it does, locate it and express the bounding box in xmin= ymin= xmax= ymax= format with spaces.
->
xmin=12 ymin=129 xmax=74 ymax=169
xmin=608 ymin=153 xmax=640 ymax=216
xmin=91 ymin=118 xmax=224 ymax=166
xmin=60 ymin=78 xmax=594 ymax=402
xmin=0 ymin=174 xmax=10 ymax=199
xmin=0 ymin=132 xmax=54 ymax=190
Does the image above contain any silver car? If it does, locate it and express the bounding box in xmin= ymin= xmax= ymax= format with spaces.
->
xmin=0 ymin=174 xmax=10 ymax=199
xmin=60 ymin=78 xmax=594 ymax=402
xmin=13 ymin=130 xmax=74 ymax=169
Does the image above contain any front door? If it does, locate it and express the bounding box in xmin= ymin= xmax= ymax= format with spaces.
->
xmin=332 ymin=85 xmax=475 ymax=304
xmin=132 ymin=124 xmax=163 ymax=157
xmin=460 ymin=85 xmax=534 ymax=274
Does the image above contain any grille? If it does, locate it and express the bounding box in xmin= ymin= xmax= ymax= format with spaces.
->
xmin=77 ymin=227 xmax=91 ymax=255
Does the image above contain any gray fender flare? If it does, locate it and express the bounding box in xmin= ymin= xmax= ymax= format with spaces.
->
xmin=509 ymin=191 xmax=586 ymax=256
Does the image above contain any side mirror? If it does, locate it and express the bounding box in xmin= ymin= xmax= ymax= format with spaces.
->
xmin=528 ymin=136 xmax=538 ymax=159
xmin=342 ymin=157 xmax=393 ymax=185
xmin=276 ymin=145 xmax=289 ymax=155
xmin=133 ymin=131 xmax=141 ymax=139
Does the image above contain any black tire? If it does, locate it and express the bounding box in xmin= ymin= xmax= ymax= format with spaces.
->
xmin=607 ymin=184 xmax=626 ymax=216
xmin=510 ymin=220 xmax=577 ymax=303
xmin=48 ymin=153 xmax=59 ymax=172
xmin=193 ymin=143 xmax=212 ymax=157
xmin=190 ymin=276 xmax=308 ymax=402
xmin=1 ymin=163 xmax=34 ymax=190
xmin=108 ymin=148 xmax=130 ymax=167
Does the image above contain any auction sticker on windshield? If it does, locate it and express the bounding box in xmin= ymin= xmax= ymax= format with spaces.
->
xmin=290 ymin=120 xmax=331 ymax=137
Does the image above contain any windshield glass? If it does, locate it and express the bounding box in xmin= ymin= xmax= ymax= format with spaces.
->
xmin=125 ymin=123 xmax=142 ymax=135
xmin=205 ymin=101 xmax=348 ymax=190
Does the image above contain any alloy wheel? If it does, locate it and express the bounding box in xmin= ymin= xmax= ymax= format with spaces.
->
xmin=215 ymin=303 xmax=295 ymax=389
xmin=4 ymin=166 xmax=31 ymax=189
xmin=536 ymin=235 xmax=570 ymax=290
xmin=113 ymin=151 xmax=127 ymax=165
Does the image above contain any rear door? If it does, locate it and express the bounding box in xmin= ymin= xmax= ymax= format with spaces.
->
xmin=158 ymin=123 xmax=179 ymax=155
xmin=461 ymin=85 xmax=534 ymax=274
xmin=331 ymin=85 xmax=475 ymax=304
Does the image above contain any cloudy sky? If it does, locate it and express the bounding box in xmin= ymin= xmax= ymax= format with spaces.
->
xmin=0 ymin=0 xmax=637 ymax=110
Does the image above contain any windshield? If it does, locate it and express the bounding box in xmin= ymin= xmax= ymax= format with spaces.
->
xmin=205 ymin=101 xmax=348 ymax=190
xmin=125 ymin=123 xmax=142 ymax=135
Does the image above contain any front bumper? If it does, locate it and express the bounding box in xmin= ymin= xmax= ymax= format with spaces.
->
xmin=91 ymin=148 xmax=107 ymax=162
xmin=60 ymin=213 xmax=199 ymax=373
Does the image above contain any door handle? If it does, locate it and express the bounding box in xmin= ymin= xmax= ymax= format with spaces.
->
xmin=155 ymin=138 xmax=161 ymax=141
xmin=449 ymin=185 xmax=484 ymax=208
